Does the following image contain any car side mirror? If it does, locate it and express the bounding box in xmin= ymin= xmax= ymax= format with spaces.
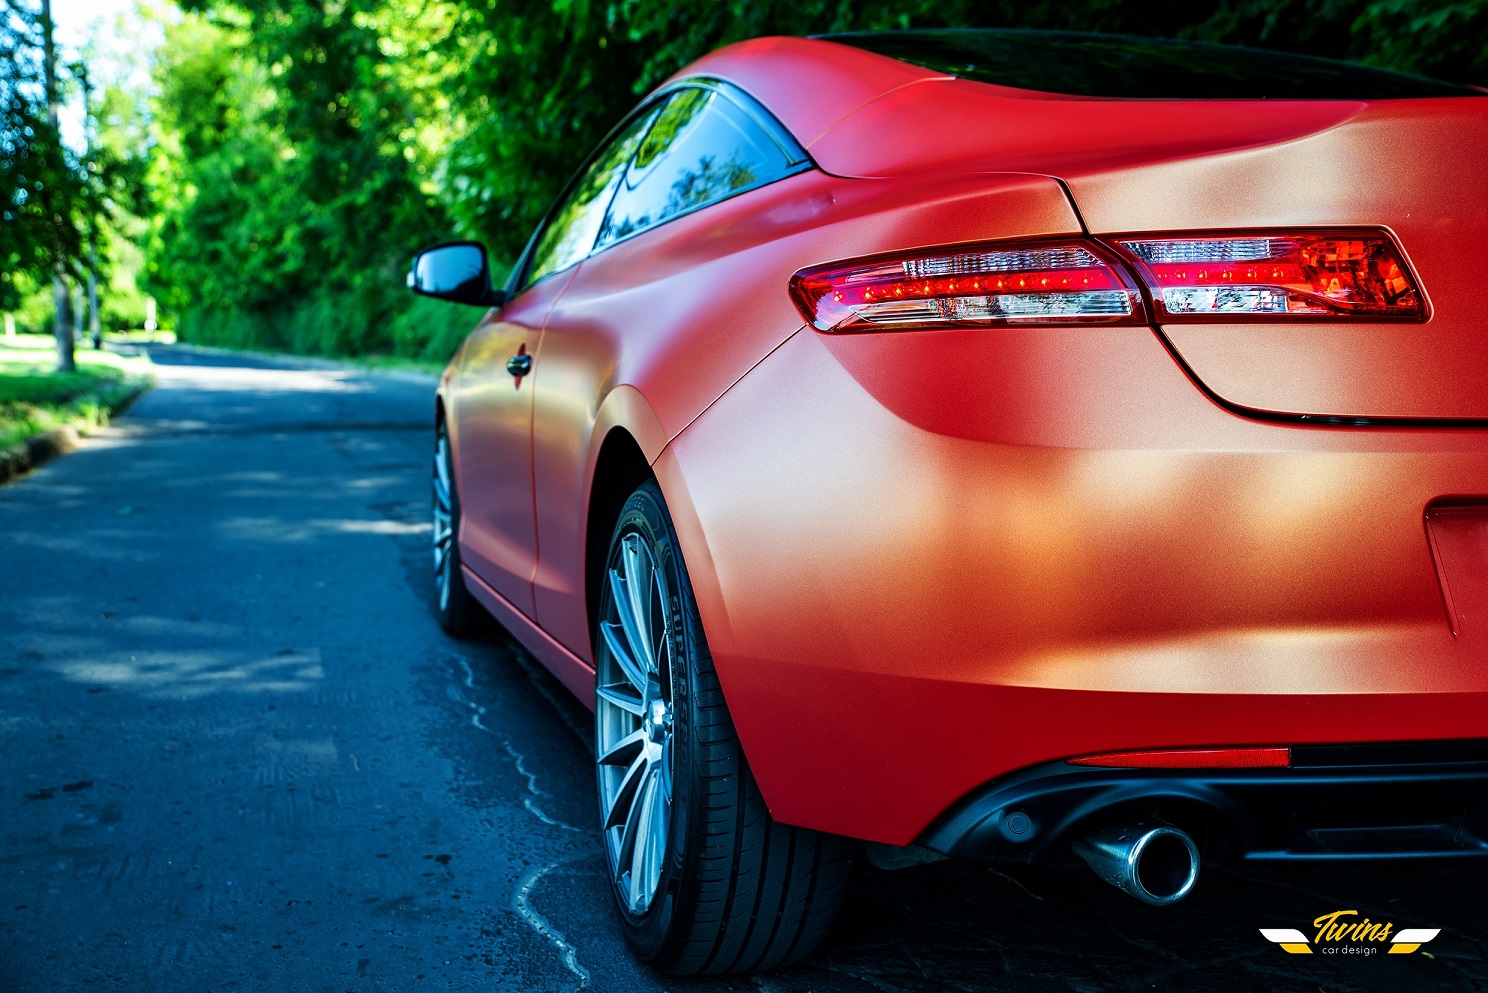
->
xmin=407 ymin=241 xmax=508 ymax=307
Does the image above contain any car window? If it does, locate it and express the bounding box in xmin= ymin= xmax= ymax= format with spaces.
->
xmin=524 ymin=107 xmax=660 ymax=289
xmin=596 ymin=87 xmax=794 ymax=249
xmin=826 ymin=30 xmax=1483 ymax=100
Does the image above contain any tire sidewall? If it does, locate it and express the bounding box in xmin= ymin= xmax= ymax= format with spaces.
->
xmin=434 ymin=420 xmax=476 ymax=635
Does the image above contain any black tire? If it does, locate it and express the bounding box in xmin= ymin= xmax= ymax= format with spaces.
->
xmin=594 ymin=480 xmax=853 ymax=974
xmin=433 ymin=419 xmax=483 ymax=638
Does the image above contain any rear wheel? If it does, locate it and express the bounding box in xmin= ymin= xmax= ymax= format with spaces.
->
xmin=432 ymin=419 xmax=482 ymax=638
xmin=594 ymin=480 xmax=853 ymax=974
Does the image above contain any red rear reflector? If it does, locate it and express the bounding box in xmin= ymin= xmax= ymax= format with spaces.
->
xmin=790 ymin=241 xmax=1147 ymax=332
xmin=1112 ymin=231 xmax=1425 ymax=321
xmin=1067 ymin=747 xmax=1292 ymax=769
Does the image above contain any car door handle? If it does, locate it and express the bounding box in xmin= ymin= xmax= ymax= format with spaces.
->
xmin=506 ymin=352 xmax=533 ymax=377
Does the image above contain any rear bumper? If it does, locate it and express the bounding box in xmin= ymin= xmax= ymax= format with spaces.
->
xmin=658 ymin=323 xmax=1488 ymax=846
xmin=920 ymin=740 xmax=1488 ymax=863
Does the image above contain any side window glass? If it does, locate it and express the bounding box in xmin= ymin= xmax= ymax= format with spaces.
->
xmin=524 ymin=107 xmax=659 ymax=289
xmin=596 ymin=88 xmax=792 ymax=249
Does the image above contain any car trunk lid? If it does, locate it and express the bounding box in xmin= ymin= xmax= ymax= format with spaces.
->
xmin=810 ymin=80 xmax=1488 ymax=420
xmin=1070 ymin=98 xmax=1488 ymax=421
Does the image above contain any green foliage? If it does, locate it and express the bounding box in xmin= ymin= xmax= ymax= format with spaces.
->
xmin=3 ymin=0 xmax=150 ymax=353
xmin=138 ymin=0 xmax=1488 ymax=361
xmin=1351 ymin=1 xmax=1488 ymax=80
xmin=440 ymin=0 xmax=1488 ymax=266
xmin=387 ymin=294 xmax=487 ymax=363
xmin=144 ymin=2 xmax=459 ymax=357
xmin=1184 ymin=0 xmax=1488 ymax=82
xmin=0 ymin=0 xmax=86 ymax=311
xmin=6 ymin=273 xmax=55 ymax=333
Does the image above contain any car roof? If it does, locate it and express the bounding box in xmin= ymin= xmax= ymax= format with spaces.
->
xmin=669 ymin=32 xmax=1484 ymax=182
xmin=667 ymin=36 xmax=949 ymax=148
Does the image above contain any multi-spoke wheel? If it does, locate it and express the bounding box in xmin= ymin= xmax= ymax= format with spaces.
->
xmin=596 ymin=529 xmax=674 ymax=916
xmin=432 ymin=419 xmax=482 ymax=637
xmin=595 ymin=481 xmax=854 ymax=974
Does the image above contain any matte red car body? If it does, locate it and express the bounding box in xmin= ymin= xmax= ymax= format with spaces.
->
xmin=439 ymin=36 xmax=1488 ymax=847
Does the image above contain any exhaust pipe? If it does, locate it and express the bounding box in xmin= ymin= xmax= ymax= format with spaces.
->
xmin=1073 ymin=822 xmax=1200 ymax=906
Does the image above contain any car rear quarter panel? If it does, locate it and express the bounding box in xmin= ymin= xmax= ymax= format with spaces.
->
xmin=658 ymin=321 xmax=1488 ymax=846
xmin=530 ymin=168 xmax=1084 ymax=661
xmin=1069 ymin=100 xmax=1488 ymax=420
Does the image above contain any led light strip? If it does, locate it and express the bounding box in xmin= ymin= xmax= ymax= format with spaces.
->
xmin=790 ymin=241 xmax=1145 ymax=332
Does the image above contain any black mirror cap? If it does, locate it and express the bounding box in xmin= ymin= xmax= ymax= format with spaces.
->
xmin=407 ymin=241 xmax=508 ymax=307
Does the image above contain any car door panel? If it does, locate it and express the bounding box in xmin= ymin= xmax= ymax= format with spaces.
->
xmin=450 ymin=273 xmax=572 ymax=617
xmin=528 ymin=85 xmax=824 ymax=659
xmin=450 ymin=105 xmax=662 ymax=619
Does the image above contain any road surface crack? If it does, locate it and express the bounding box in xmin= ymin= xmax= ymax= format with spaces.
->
xmin=515 ymin=855 xmax=592 ymax=992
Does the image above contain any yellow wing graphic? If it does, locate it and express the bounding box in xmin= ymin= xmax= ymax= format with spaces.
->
xmin=1259 ymin=929 xmax=1312 ymax=954
xmin=1388 ymin=929 xmax=1441 ymax=954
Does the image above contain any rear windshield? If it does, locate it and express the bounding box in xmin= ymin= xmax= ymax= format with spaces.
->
xmin=822 ymin=30 xmax=1483 ymax=100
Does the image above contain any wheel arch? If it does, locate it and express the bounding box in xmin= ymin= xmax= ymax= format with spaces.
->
xmin=585 ymin=428 xmax=653 ymax=638
xmin=434 ymin=390 xmax=462 ymax=497
xmin=584 ymin=386 xmax=671 ymax=647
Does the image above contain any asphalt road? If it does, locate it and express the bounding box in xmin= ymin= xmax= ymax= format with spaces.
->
xmin=2 ymin=344 xmax=1486 ymax=993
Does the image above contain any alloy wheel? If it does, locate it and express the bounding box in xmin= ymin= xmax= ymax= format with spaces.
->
xmin=596 ymin=531 xmax=675 ymax=916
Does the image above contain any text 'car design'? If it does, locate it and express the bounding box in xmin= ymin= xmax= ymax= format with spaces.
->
xmin=408 ymin=29 xmax=1488 ymax=974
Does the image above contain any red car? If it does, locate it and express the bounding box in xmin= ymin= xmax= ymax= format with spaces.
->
xmin=409 ymin=29 xmax=1488 ymax=974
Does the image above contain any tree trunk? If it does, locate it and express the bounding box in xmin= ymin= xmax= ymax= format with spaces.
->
xmin=41 ymin=0 xmax=75 ymax=372
xmin=53 ymin=273 xmax=74 ymax=367
xmin=82 ymin=72 xmax=101 ymax=350
xmin=88 ymin=247 xmax=100 ymax=349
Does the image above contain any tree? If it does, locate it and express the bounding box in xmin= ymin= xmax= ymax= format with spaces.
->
xmin=1 ymin=0 xmax=94 ymax=369
xmin=138 ymin=0 xmax=1488 ymax=362
xmin=441 ymin=0 xmax=1488 ymax=265
xmin=4 ymin=0 xmax=140 ymax=360
xmin=144 ymin=0 xmax=459 ymax=355
xmin=1 ymin=1 xmax=81 ymax=303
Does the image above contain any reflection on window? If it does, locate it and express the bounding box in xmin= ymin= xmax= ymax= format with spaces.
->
xmin=526 ymin=107 xmax=659 ymax=288
xmin=597 ymin=89 xmax=791 ymax=249
xmin=634 ymin=88 xmax=709 ymax=172
xmin=665 ymin=155 xmax=761 ymax=215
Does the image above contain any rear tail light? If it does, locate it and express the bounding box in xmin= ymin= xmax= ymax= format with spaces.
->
xmin=789 ymin=241 xmax=1147 ymax=332
xmin=791 ymin=230 xmax=1425 ymax=332
xmin=1111 ymin=231 xmax=1425 ymax=321
xmin=1067 ymin=747 xmax=1292 ymax=769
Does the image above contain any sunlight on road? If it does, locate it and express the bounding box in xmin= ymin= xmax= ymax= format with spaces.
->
xmin=53 ymin=647 xmax=325 ymax=700
xmin=149 ymin=360 xmax=376 ymax=395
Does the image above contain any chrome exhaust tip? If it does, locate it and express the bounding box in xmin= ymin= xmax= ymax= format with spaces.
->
xmin=1073 ymin=822 xmax=1200 ymax=906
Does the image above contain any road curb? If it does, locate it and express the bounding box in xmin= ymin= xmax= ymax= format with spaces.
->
xmin=0 ymin=426 xmax=77 ymax=485
xmin=0 ymin=381 xmax=152 ymax=486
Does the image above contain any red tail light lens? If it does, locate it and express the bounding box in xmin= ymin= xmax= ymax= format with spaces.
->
xmin=790 ymin=241 xmax=1147 ymax=332
xmin=1067 ymin=747 xmax=1291 ymax=769
xmin=1112 ymin=231 xmax=1425 ymax=321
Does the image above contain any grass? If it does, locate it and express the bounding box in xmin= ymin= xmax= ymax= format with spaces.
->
xmin=0 ymin=334 xmax=154 ymax=451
